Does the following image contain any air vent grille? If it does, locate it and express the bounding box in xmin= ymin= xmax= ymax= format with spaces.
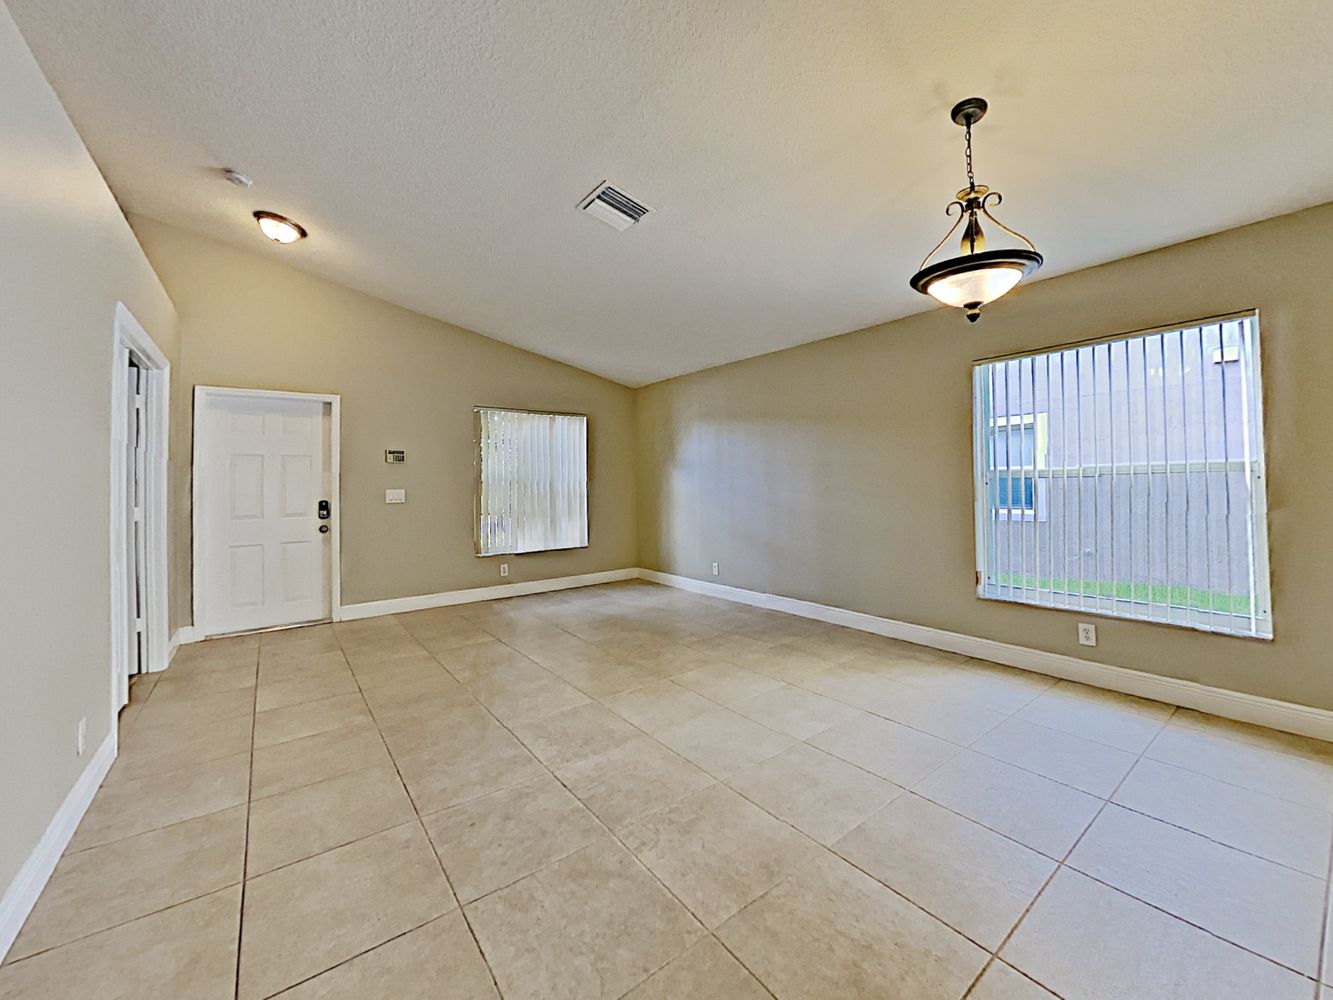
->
xmin=580 ymin=182 xmax=651 ymax=231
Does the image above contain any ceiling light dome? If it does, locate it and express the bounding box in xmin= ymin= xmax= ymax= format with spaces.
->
xmin=909 ymin=98 xmax=1042 ymax=323
xmin=253 ymin=210 xmax=307 ymax=244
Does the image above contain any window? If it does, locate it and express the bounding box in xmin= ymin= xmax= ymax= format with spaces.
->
xmin=972 ymin=312 xmax=1272 ymax=639
xmin=988 ymin=414 xmax=1047 ymax=520
xmin=476 ymin=407 xmax=589 ymax=556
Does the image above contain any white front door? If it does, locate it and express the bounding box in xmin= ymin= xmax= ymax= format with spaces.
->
xmin=199 ymin=392 xmax=332 ymax=636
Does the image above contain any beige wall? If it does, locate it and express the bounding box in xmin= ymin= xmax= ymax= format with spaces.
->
xmin=637 ymin=204 xmax=1333 ymax=711
xmin=128 ymin=216 xmax=637 ymax=620
xmin=0 ymin=6 xmax=176 ymax=896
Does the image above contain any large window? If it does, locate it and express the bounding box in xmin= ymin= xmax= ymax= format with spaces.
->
xmin=476 ymin=407 xmax=589 ymax=556
xmin=972 ymin=312 xmax=1272 ymax=639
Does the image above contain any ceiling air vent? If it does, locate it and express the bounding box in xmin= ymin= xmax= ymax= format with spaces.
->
xmin=579 ymin=182 xmax=651 ymax=231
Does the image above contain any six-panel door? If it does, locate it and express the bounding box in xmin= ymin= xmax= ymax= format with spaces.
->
xmin=200 ymin=393 xmax=331 ymax=636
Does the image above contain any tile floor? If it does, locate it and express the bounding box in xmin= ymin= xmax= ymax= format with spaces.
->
xmin=3 ymin=580 xmax=1332 ymax=998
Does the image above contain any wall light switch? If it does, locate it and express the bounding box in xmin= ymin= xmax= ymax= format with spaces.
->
xmin=77 ymin=717 xmax=86 ymax=757
xmin=385 ymin=489 xmax=406 ymax=504
xmin=500 ymin=563 xmax=509 ymax=577
xmin=711 ymin=562 xmax=720 ymax=576
xmin=1078 ymin=623 xmax=1097 ymax=647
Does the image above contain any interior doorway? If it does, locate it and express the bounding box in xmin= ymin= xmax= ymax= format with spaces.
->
xmin=110 ymin=304 xmax=170 ymax=715
xmin=192 ymin=387 xmax=341 ymax=637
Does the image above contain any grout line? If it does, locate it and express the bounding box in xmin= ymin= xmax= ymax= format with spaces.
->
xmin=339 ymin=627 xmax=507 ymax=1000
xmin=1317 ymin=828 xmax=1333 ymax=1000
xmin=232 ymin=644 xmax=261 ymax=1000
xmin=472 ymin=611 xmax=1055 ymax=975
xmin=87 ymin=589 xmax=1333 ymax=1000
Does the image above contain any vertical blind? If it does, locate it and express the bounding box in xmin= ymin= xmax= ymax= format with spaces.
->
xmin=972 ymin=312 xmax=1272 ymax=639
xmin=476 ymin=407 xmax=589 ymax=556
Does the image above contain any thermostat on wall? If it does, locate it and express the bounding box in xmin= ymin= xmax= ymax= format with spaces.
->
xmin=385 ymin=449 xmax=406 ymax=463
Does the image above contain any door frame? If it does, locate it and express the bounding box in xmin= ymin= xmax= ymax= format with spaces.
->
xmin=110 ymin=303 xmax=170 ymax=718
xmin=192 ymin=385 xmax=342 ymax=636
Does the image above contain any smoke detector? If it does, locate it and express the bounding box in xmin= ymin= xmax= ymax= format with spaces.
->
xmin=579 ymin=182 xmax=650 ymax=231
xmin=222 ymin=167 xmax=253 ymax=188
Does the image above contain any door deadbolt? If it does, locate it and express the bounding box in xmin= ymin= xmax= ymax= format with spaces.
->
xmin=318 ymin=499 xmax=330 ymax=520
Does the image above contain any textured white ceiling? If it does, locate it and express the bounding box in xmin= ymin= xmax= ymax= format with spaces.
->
xmin=11 ymin=0 xmax=1333 ymax=385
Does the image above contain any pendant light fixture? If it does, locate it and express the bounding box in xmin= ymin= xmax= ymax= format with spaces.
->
xmin=909 ymin=98 xmax=1042 ymax=322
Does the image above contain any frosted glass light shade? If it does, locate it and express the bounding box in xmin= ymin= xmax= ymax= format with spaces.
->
xmin=253 ymin=211 xmax=307 ymax=244
xmin=925 ymin=264 xmax=1023 ymax=307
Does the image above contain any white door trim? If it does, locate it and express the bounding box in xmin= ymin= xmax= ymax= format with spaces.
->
xmin=192 ymin=386 xmax=342 ymax=634
xmin=110 ymin=303 xmax=170 ymax=721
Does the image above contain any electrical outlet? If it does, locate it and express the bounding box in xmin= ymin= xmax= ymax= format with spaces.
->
xmin=1078 ymin=623 xmax=1097 ymax=647
xmin=500 ymin=563 xmax=509 ymax=578
xmin=76 ymin=717 xmax=87 ymax=757
xmin=711 ymin=562 xmax=719 ymax=576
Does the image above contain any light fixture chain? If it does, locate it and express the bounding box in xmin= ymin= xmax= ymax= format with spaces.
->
xmin=964 ymin=120 xmax=975 ymax=192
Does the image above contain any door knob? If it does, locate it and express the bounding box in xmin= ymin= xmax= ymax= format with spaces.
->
xmin=319 ymin=524 xmax=329 ymax=534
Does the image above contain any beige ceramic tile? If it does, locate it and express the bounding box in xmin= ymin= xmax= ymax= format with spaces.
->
xmin=1145 ymin=724 xmax=1333 ymax=810
xmin=239 ymin=823 xmax=455 ymax=1000
xmin=1112 ymin=757 xmax=1333 ymax=876
xmin=247 ymin=763 xmax=417 ymax=874
xmin=1015 ymin=680 xmax=1173 ymax=753
xmin=253 ymin=693 xmax=372 ymax=749
xmin=174 ymin=633 xmax=258 ymax=663
xmin=358 ymin=670 xmax=473 ymax=721
xmin=913 ymin=750 xmax=1102 ymax=858
xmin=257 ymin=650 xmax=350 ymax=683
xmin=347 ymin=652 xmax=444 ymax=690
xmin=622 ymin=937 xmax=769 ymax=1000
xmin=671 ymin=662 xmax=785 ymax=707
xmin=809 ymin=711 xmax=959 ymax=786
xmin=727 ymin=743 xmax=901 ymax=844
xmin=932 ymin=659 xmax=1054 ymax=712
xmin=546 ymin=655 xmax=665 ymax=699
xmin=10 ymin=807 xmax=245 ymax=960
xmin=717 ymin=853 xmax=988 ymax=1000
xmin=0 ymin=886 xmax=240 ymax=1000
xmin=377 ymin=701 xmax=496 ymax=759
xmin=622 ymin=783 xmax=819 ymax=928
xmin=395 ymin=722 xmax=547 ymax=814
xmin=1068 ymin=804 xmax=1324 ymax=975
xmin=250 ymin=720 xmax=390 ymax=799
xmin=603 ymin=680 xmax=717 ymax=735
xmin=462 ymin=662 xmax=592 ymax=727
xmin=972 ymin=717 xmax=1138 ymax=797
xmin=465 ymin=839 xmax=702 ymax=1000
xmin=654 ymin=708 xmax=795 ymax=779
xmin=968 ymin=961 xmax=1059 ymax=999
xmin=422 ymin=774 xmax=608 ymax=902
xmin=731 ymin=684 xmax=861 ymax=739
xmin=835 ymin=793 xmax=1054 ymax=949
xmin=556 ymin=735 xmax=715 ymax=831
xmin=1002 ymin=868 xmax=1311 ymax=1000
xmin=69 ymin=752 xmax=250 ymax=852
xmin=862 ymin=683 xmax=1008 ymax=745
xmin=727 ymin=644 xmax=831 ymax=685
xmin=107 ymin=712 xmax=253 ymax=783
xmin=131 ymin=685 xmax=255 ymax=730
xmin=273 ymin=911 xmax=498 ymax=999
xmin=508 ymin=702 xmax=640 ymax=770
xmin=152 ymin=661 xmax=257 ymax=696
xmin=261 ymin=625 xmax=339 ymax=654
xmin=256 ymin=668 xmax=359 ymax=713
xmin=1169 ymin=708 xmax=1333 ymax=763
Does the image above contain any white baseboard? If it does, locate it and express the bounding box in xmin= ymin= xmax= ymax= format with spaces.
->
xmin=170 ymin=625 xmax=200 ymax=648
xmin=639 ymin=569 xmax=1333 ymax=743
xmin=0 ymin=729 xmax=117 ymax=962
xmin=338 ymin=567 xmax=642 ymax=621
